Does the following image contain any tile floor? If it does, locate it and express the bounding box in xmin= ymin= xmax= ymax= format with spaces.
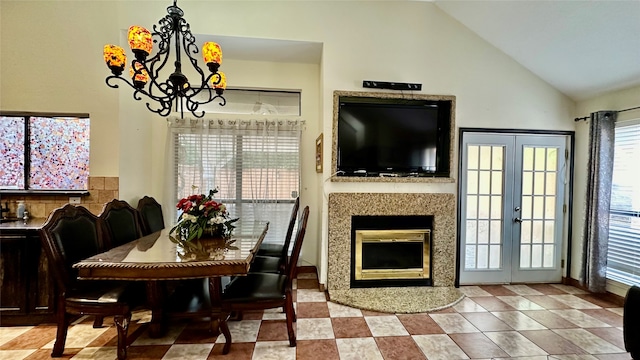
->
xmin=0 ymin=271 xmax=632 ymax=360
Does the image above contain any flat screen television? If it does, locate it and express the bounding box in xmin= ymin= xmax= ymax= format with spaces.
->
xmin=336 ymin=96 xmax=452 ymax=177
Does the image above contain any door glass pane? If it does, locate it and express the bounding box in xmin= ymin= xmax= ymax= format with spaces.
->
xmin=522 ymin=197 xmax=532 ymax=219
xmin=547 ymin=148 xmax=558 ymax=170
xmin=467 ymin=170 xmax=479 ymax=194
xmin=520 ymin=245 xmax=531 ymax=267
xmin=543 ymin=245 xmax=555 ymax=267
xmin=479 ymin=196 xmax=490 ymax=219
xmin=467 ymin=145 xmax=479 ymax=169
xmin=533 ymin=197 xmax=544 ymax=219
xmin=532 ymin=220 xmax=544 ymax=243
xmin=545 ymin=197 xmax=556 ymax=219
xmin=523 ymin=147 xmax=534 ymax=171
xmin=492 ymin=147 xmax=503 ymax=170
xmin=466 ymin=221 xmax=477 ymax=244
xmin=467 ymin=195 xmax=478 ymax=218
xmin=479 ymin=146 xmax=492 ymax=170
xmin=491 ymin=171 xmax=503 ymax=194
xmin=531 ymin=244 xmax=543 ymax=267
xmin=534 ymin=148 xmax=546 ymax=171
xmin=534 ymin=172 xmax=546 ymax=195
xmin=490 ymin=220 xmax=502 ymax=243
xmin=489 ymin=245 xmax=501 ymax=269
xmin=546 ymin=173 xmax=557 ymax=195
xmin=477 ymin=245 xmax=489 ymax=268
xmin=522 ymin=172 xmax=533 ymax=195
xmin=544 ymin=221 xmax=555 ymax=243
xmin=479 ymin=171 xmax=491 ymax=194
xmin=490 ymin=196 xmax=502 ymax=219
xmin=521 ymin=221 xmax=532 ymax=244
xmin=478 ymin=220 xmax=489 ymax=244
xmin=465 ymin=245 xmax=477 ymax=268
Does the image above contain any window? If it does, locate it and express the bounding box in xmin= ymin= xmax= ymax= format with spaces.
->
xmin=170 ymin=118 xmax=302 ymax=244
xmin=607 ymin=122 xmax=640 ymax=285
xmin=0 ymin=113 xmax=90 ymax=191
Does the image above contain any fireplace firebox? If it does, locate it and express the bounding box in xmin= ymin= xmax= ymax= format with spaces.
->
xmin=350 ymin=215 xmax=433 ymax=288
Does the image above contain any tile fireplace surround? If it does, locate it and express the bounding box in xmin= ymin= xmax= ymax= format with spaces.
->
xmin=327 ymin=192 xmax=463 ymax=313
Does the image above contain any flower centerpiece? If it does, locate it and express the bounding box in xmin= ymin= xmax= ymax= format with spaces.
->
xmin=169 ymin=188 xmax=239 ymax=242
xmin=169 ymin=188 xmax=239 ymax=261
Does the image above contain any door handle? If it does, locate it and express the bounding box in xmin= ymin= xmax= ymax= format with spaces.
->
xmin=514 ymin=217 xmax=523 ymax=223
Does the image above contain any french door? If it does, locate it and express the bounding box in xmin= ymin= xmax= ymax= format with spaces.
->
xmin=459 ymin=132 xmax=568 ymax=284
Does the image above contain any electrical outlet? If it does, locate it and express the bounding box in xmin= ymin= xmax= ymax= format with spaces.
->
xmin=69 ymin=196 xmax=81 ymax=204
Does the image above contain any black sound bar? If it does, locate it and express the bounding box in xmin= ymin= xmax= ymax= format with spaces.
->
xmin=362 ymin=80 xmax=422 ymax=91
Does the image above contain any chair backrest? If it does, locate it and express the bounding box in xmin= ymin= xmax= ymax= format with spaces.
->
xmin=99 ymin=199 xmax=144 ymax=249
xmin=137 ymin=196 xmax=165 ymax=235
xmin=285 ymin=206 xmax=310 ymax=283
xmin=279 ymin=197 xmax=300 ymax=258
xmin=39 ymin=204 xmax=106 ymax=291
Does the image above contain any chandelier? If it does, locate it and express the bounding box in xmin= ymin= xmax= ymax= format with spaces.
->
xmin=103 ymin=0 xmax=226 ymax=118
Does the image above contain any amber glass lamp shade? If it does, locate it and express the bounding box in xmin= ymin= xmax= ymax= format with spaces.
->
xmin=103 ymin=45 xmax=127 ymax=76
xmin=128 ymin=26 xmax=153 ymax=60
xmin=213 ymin=71 xmax=226 ymax=95
xmin=202 ymin=42 xmax=222 ymax=73
xmin=130 ymin=62 xmax=149 ymax=89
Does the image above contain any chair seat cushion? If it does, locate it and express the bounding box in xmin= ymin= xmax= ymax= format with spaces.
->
xmin=222 ymin=273 xmax=286 ymax=303
xmin=66 ymin=281 xmax=145 ymax=307
xmin=257 ymin=243 xmax=284 ymax=257
xmin=249 ymin=256 xmax=281 ymax=274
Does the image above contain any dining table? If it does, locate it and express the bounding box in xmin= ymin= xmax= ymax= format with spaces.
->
xmin=73 ymin=220 xmax=269 ymax=337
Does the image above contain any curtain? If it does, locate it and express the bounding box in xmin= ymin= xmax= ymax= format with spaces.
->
xmin=165 ymin=116 xmax=303 ymax=244
xmin=581 ymin=110 xmax=617 ymax=292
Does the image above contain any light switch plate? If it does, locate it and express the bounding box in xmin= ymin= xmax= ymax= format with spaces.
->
xmin=69 ymin=197 xmax=81 ymax=204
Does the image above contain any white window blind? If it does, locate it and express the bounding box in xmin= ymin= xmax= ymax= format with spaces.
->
xmin=168 ymin=117 xmax=302 ymax=245
xmin=606 ymin=122 xmax=640 ymax=286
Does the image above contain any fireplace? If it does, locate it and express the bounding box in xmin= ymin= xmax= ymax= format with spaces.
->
xmin=351 ymin=215 xmax=433 ymax=288
xmin=327 ymin=193 xmax=460 ymax=313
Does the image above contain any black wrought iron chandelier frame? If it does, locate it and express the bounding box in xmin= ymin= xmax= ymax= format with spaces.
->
xmin=105 ymin=1 xmax=226 ymax=118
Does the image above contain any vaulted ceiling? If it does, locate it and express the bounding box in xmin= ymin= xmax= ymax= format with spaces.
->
xmin=434 ymin=0 xmax=640 ymax=102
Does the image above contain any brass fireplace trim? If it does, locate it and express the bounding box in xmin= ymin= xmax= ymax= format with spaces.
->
xmin=355 ymin=229 xmax=431 ymax=280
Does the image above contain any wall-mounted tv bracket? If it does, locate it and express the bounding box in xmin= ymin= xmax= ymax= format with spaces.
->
xmin=362 ymin=80 xmax=422 ymax=91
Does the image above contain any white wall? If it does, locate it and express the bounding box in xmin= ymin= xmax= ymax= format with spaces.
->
xmin=572 ymin=85 xmax=640 ymax=285
xmin=1 ymin=1 xmax=581 ymax=284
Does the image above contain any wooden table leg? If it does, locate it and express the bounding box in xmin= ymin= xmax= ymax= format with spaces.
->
xmin=146 ymin=281 xmax=166 ymax=338
xmin=208 ymin=277 xmax=222 ymax=335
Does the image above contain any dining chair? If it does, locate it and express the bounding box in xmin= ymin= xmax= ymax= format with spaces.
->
xmin=218 ymin=206 xmax=309 ymax=355
xmin=624 ymin=285 xmax=640 ymax=359
xmin=39 ymin=204 xmax=145 ymax=360
xmin=253 ymin=197 xmax=299 ymax=273
xmin=99 ymin=199 xmax=144 ymax=249
xmin=137 ymin=195 xmax=165 ymax=235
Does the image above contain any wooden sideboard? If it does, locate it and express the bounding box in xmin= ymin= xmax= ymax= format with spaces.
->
xmin=0 ymin=218 xmax=56 ymax=325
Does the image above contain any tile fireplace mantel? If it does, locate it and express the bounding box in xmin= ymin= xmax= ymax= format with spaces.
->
xmin=327 ymin=192 xmax=457 ymax=290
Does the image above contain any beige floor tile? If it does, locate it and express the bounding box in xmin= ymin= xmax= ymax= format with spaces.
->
xmin=252 ymin=341 xmax=296 ymax=360
xmin=327 ymin=301 xmax=363 ymax=318
xmin=364 ymin=316 xmax=409 ymax=337
xmin=215 ymin=320 xmax=261 ymax=344
xmin=497 ymin=296 xmax=546 ymax=310
xmin=162 ymin=344 xmax=214 ymax=359
xmin=412 ymin=334 xmax=469 ymax=360
xmin=550 ymin=309 xmax=612 ymax=328
xmin=553 ymin=328 xmax=625 ymax=354
xmin=453 ymin=297 xmax=488 ymax=313
xmin=491 ymin=311 xmax=547 ymax=330
xmin=429 ymin=313 xmax=480 ymax=333
xmin=296 ymin=318 xmax=335 ymax=340
xmin=484 ymin=331 xmax=548 ymax=357
xmin=335 ymin=337 xmax=384 ymax=360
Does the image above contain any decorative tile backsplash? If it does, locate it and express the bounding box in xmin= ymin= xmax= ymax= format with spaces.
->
xmin=0 ymin=176 xmax=119 ymax=218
